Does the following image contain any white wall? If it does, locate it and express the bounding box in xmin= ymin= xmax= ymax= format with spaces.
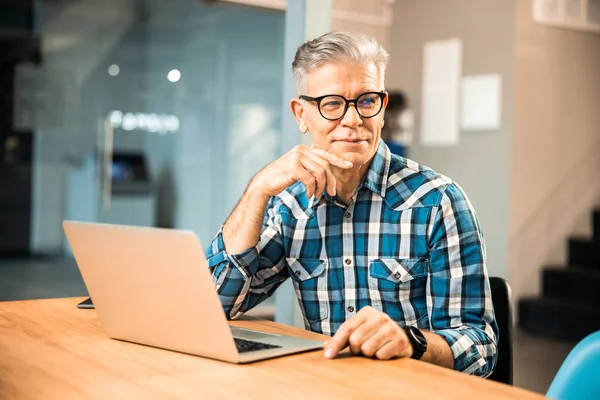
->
xmin=509 ymin=0 xmax=600 ymax=304
xmin=387 ymin=0 xmax=516 ymax=279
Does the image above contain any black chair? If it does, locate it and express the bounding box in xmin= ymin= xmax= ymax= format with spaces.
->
xmin=487 ymin=277 xmax=513 ymax=385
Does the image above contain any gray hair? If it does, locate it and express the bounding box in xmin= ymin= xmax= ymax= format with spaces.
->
xmin=292 ymin=31 xmax=389 ymax=95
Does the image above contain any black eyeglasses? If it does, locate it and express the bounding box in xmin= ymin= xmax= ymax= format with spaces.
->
xmin=299 ymin=91 xmax=387 ymax=121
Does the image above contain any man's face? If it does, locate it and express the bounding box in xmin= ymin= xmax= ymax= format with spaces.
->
xmin=291 ymin=62 xmax=388 ymax=167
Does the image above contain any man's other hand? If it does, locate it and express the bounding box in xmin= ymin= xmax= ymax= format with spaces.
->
xmin=323 ymin=306 xmax=414 ymax=360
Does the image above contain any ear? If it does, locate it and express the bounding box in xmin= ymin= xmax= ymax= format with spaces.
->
xmin=290 ymin=98 xmax=308 ymax=133
xmin=381 ymin=91 xmax=389 ymax=122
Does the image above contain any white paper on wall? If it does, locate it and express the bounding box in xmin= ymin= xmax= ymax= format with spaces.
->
xmin=461 ymin=74 xmax=502 ymax=132
xmin=534 ymin=0 xmax=561 ymax=23
xmin=420 ymin=38 xmax=462 ymax=146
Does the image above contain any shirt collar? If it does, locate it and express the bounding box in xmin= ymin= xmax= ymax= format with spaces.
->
xmin=311 ymin=140 xmax=391 ymax=208
xmin=362 ymin=140 xmax=391 ymax=197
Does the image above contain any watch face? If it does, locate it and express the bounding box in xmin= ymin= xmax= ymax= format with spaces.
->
xmin=413 ymin=327 xmax=427 ymax=346
xmin=406 ymin=326 xmax=427 ymax=360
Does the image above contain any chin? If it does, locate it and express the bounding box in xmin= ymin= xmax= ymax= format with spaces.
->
xmin=338 ymin=151 xmax=367 ymax=166
xmin=328 ymin=144 xmax=374 ymax=166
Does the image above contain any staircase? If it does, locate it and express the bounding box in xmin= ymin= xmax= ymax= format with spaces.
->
xmin=518 ymin=209 xmax=600 ymax=341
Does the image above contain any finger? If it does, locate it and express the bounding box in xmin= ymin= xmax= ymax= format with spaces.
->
xmin=359 ymin=328 xmax=397 ymax=358
xmin=291 ymin=168 xmax=316 ymax=198
xmin=324 ymin=315 xmax=367 ymax=359
xmin=374 ymin=339 xmax=404 ymax=360
xmin=300 ymin=150 xmax=337 ymax=197
xmin=299 ymin=157 xmax=327 ymax=199
xmin=309 ymin=147 xmax=353 ymax=169
xmin=348 ymin=317 xmax=384 ymax=355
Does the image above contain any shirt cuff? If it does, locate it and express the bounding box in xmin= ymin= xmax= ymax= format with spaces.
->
xmin=209 ymin=227 xmax=259 ymax=279
xmin=434 ymin=328 xmax=491 ymax=377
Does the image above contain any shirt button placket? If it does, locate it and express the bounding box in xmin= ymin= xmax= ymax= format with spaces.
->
xmin=343 ymin=259 xmax=355 ymax=315
xmin=342 ymin=201 xmax=356 ymax=320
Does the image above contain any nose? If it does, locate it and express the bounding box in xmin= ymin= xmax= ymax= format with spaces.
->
xmin=340 ymin=103 xmax=362 ymax=128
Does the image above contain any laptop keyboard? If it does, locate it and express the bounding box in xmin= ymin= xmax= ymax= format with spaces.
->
xmin=234 ymin=338 xmax=282 ymax=353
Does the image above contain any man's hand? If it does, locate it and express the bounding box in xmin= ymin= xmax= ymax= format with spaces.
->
xmin=250 ymin=145 xmax=353 ymax=199
xmin=323 ymin=306 xmax=414 ymax=360
xmin=223 ymin=145 xmax=352 ymax=255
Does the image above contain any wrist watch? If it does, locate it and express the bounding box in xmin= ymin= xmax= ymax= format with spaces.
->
xmin=404 ymin=326 xmax=427 ymax=360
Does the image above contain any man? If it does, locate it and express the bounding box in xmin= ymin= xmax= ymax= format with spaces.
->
xmin=206 ymin=31 xmax=498 ymax=377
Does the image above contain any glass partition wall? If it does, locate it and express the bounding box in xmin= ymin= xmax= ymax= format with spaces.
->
xmin=1 ymin=0 xmax=285 ymax=313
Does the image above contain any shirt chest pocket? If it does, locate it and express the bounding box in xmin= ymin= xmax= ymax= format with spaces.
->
xmin=286 ymin=258 xmax=329 ymax=326
xmin=369 ymin=258 xmax=429 ymax=283
xmin=368 ymin=258 xmax=429 ymax=326
xmin=287 ymin=258 xmax=327 ymax=282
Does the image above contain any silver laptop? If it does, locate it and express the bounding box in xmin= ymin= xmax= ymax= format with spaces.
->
xmin=63 ymin=220 xmax=323 ymax=363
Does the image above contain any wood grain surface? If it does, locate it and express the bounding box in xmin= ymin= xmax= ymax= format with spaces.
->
xmin=0 ymin=298 xmax=547 ymax=399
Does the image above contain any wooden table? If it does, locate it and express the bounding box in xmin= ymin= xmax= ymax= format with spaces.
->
xmin=0 ymin=298 xmax=546 ymax=399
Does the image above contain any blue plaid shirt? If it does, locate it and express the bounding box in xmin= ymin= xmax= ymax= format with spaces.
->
xmin=207 ymin=140 xmax=498 ymax=376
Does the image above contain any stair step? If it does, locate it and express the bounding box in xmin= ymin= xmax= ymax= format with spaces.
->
xmin=568 ymin=238 xmax=600 ymax=269
xmin=518 ymin=298 xmax=600 ymax=342
xmin=594 ymin=210 xmax=600 ymax=239
xmin=543 ymin=267 xmax=600 ymax=304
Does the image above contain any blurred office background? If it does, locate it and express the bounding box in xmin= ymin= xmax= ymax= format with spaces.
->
xmin=0 ymin=0 xmax=598 ymax=394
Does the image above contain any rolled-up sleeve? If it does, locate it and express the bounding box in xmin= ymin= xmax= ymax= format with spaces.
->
xmin=427 ymin=183 xmax=498 ymax=377
xmin=206 ymin=197 xmax=289 ymax=319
